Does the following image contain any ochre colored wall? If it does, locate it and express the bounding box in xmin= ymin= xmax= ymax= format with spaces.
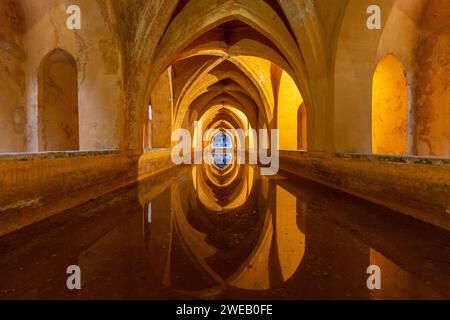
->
xmin=280 ymin=151 xmax=450 ymax=232
xmin=414 ymin=0 xmax=450 ymax=157
xmin=19 ymin=0 xmax=123 ymax=151
xmin=38 ymin=49 xmax=79 ymax=151
xmin=297 ymin=103 xmax=307 ymax=151
xmin=372 ymin=55 xmax=408 ymax=155
xmin=144 ymin=105 xmax=152 ymax=150
xmin=0 ymin=1 xmax=26 ymax=152
xmin=0 ymin=150 xmax=174 ymax=237
xmin=151 ymin=70 xmax=172 ymax=149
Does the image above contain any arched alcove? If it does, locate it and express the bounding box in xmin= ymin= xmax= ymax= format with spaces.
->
xmin=211 ymin=130 xmax=233 ymax=169
xmin=38 ymin=49 xmax=79 ymax=152
xmin=372 ymin=54 xmax=408 ymax=155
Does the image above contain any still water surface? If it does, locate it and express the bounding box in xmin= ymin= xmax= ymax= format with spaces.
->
xmin=0 ymin=165 xmax=449 ymax=299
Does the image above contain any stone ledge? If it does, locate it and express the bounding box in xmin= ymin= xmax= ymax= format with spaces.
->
xmin=280 ymin=150 xmax=450 ymax=166
xmin=279 ymin=151 xmax=450 ymax=231
xmin=0 ymin=150 xmax=175 ymax=236
xmin=335 ymin=152 xmax=450 ymax=166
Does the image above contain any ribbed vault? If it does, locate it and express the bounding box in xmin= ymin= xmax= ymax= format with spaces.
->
xmin=121 ymin=0 xmax=323 ymax=154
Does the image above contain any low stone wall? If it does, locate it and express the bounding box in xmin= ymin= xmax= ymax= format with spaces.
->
xmin=280 ymin=151 xmax=450 ymax=231
xmin=0 ymin=150 xmax=174 ymax=236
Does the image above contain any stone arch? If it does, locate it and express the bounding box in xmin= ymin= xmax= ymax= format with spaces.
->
xmin=372 ymin=54 xmax=408 ymax=155
xmin=334 ymin=0 xmax=426 ymax=154
xmin=124 ymin=0 xmax=313 ymax=154
xmin=175 ymin=59 xmax=271 ymax=132
xmin=38 ymin=48 xmax=79 ymax=152
xmin=192 ymin=94 xmax=258 ymax=132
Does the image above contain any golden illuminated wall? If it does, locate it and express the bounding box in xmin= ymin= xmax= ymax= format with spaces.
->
xmin=237 ymin=56 xmax=275 ymax=114
xmin=414 ymin=0 xmax=450 ymax=157
xmin=5 ymin=0 xmax=124 ymax=152
xmin=144 ymin=105 xmax=152 ymax=150
xmin=38 ymin=49 xmax=79 ymax=152
xmin=277 ymin=71 xmax=303 ymax=151
xmin=372 ymin=55 xmax=408 ymax=155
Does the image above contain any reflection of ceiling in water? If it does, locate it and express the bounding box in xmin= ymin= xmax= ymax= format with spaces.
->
xmin=193 ymin=164 xmax=254 ymax=211
xmin=3 ymin=164 xmax=448 ymax=299
xmin=145 ymin=164 xmax=306 ymax=298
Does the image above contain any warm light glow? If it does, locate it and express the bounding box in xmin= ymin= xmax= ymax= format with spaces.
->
xmin=275 ymin=186 xmax=305 ymax=281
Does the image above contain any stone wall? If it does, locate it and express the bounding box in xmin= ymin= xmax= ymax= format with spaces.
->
xmin=0 ymin=150 xmax=174 ymax=236
xmin=280 ymin=151 xmax=450 ymax=231
xmin=414 ymin=0 xmax=450 ymax=157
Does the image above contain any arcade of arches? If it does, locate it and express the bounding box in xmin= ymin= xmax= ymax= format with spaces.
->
xmin=0 ymin=0 xmax=449 ymax=299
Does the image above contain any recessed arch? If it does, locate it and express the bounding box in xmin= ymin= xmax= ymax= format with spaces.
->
xmin=38 ymin=48 xmax=79 ymax=152
xmin=372 ymin=54 xmax=408 ymax=155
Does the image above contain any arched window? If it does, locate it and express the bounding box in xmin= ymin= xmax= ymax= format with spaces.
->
xmin=372 ymin=55 xmax=408 ymax=155
xmin=38 ymin=49 xmax=79 ymax=151
xmin=297 ymin=103 xmax=307 ymax=151
xmin=211 ymin=131 xmax=233 ymax=169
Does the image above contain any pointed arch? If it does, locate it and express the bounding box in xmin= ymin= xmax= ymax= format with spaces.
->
xmin=38 ymin=48 xmax=79 ymax=151
xmin=124 ymin=0 xmax=313 ymax=154
xmin=372 ymin=54 xmax=408 ymax=155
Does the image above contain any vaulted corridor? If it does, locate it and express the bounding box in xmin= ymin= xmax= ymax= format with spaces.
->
xmin=0 ymin=0 xmax=449 ymax=301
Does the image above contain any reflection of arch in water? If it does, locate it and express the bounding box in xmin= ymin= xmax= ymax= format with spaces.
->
xmin=203 ymin=160 xmax=239 ymax=187
xmin=38 ymin=48 xmax=79 ymax=151
xmin=210 ymin=130 xmax=234 ymax=170
xmin=192 ymin=165 xmax=255 ymax=212
xmin=163 ymin=174 xmax=306 ymax=298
